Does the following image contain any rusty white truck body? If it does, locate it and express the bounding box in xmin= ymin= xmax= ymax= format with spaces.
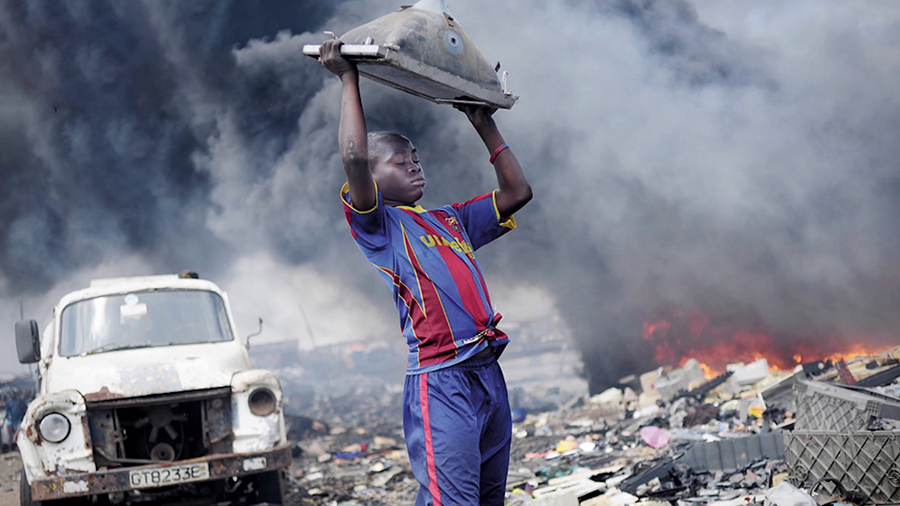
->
xmin=16 ymin=274 xmax=291 ymax=505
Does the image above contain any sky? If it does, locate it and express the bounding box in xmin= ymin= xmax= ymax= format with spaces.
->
xmin=1 ymin=0 xmax=899 ymax=391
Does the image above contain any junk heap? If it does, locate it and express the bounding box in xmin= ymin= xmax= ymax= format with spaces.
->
xmin=276 ymin=346 xmax=900 ymax=505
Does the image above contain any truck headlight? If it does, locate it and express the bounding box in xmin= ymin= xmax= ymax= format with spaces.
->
xmin=248 ymin=388 xmax=277 ymax=416
xmin=39 ymin=413 xmax=71 ymax=443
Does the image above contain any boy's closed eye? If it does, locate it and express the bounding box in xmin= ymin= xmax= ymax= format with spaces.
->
xmin=390 ymin=155 xmax=420 ymax=166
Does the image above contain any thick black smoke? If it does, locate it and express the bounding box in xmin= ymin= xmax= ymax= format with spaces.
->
xmin=0 ymin=0 xmax=346 ymax=294
xmin=2 ymin=0 xmax=900 ymax=393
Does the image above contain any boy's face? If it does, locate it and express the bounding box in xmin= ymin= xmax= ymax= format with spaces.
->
xmin=370 ymin=137 xmax=425 ymax=206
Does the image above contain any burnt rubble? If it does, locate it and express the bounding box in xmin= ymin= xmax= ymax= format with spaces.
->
xmin=272 ymin=345 xmax=900 ymax=505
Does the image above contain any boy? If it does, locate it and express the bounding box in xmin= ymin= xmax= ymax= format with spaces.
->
xmin=320 ymin=39 xmax=532 ymax=505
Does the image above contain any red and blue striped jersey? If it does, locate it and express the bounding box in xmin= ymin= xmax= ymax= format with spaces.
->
xmin=341 ymin=182 xmax=517 ymax=374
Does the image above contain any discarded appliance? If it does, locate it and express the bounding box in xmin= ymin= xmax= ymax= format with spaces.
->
xmin=728 ymin=358 xmax=771 ymax=387
xmin=655 ymin=359 xmax=706 ymax=399
xmin=302 ymin=0 xmax=518 ymax=108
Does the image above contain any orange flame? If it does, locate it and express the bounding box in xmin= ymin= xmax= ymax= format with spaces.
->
xmin=642 ymin=311 xmax=896 ymax=375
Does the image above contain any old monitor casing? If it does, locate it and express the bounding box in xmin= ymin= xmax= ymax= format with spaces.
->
xmin=303 ymin=0 xmax=517 ymax=109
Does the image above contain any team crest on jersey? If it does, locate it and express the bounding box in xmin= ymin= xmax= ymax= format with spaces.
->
xmin=444 ymin=215 xmax=462 ymax=233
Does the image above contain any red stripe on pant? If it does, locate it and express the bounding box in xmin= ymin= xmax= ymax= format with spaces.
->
xmin=420 ymin=373 xmax=442 ymax=506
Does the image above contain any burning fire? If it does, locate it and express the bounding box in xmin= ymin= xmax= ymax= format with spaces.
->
xmin=642 ymin=310 xmax=896 ymax=375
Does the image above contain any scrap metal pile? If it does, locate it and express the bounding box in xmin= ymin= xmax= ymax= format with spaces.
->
xmin=277 ymin=345 xmax=900 ymax=506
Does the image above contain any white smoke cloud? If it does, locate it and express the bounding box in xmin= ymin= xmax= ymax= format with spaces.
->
xmin=221 ymin=252 xmax=398 ymax=349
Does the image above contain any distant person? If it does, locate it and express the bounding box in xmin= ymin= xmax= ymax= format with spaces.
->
xmin=6 ymin=392 xmax=26 ymax=433
xmin=1 ymin=393 xmax=11 ymax=451
xmin=319 ymin=39 xmax=533 ymax=505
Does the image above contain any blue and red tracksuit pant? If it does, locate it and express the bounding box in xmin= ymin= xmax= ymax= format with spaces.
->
xmin=403 ymin=352 xmax=512 ymax=506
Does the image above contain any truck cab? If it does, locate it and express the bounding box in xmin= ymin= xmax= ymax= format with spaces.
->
xmin=16 ymin=274 xmax=291 ymax=505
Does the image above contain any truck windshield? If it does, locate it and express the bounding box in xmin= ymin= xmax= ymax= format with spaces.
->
xmin=59 ymin=290 xmax=234 ymax=357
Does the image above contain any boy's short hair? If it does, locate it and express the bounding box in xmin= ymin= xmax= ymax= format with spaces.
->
xmin=368 ymin=131 xmax=411 ymax=164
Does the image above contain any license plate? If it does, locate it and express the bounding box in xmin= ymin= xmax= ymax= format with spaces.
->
xmin=128 ymin=462 xmax=210 ymax=489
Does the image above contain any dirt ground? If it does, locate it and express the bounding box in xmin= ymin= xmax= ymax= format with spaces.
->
xmin=0 ymin=451 xmax=22 ymax=506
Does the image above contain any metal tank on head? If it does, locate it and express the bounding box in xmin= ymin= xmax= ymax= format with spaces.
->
xmin=304 ymin=0 xmax=517 ymax=109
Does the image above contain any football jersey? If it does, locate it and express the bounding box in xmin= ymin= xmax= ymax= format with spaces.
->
xmin=341 ymin=182 xmax=516 ymax=374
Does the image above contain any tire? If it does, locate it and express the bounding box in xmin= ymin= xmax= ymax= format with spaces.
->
xmin=252 ymin=470 xmax=286 ymax=505
xmin=20 ymin=469 xmax=36 ymax=506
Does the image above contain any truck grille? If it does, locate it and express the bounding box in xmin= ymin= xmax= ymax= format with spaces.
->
xmin=86 ymin=388 xmax=232 ymax=468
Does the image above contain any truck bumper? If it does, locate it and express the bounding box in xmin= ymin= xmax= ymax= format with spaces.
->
xmin=29 ymin=444 xmax=293 ymax=501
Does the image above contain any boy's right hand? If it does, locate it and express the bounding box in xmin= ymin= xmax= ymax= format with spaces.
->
xmin=319 ymin=39 xmax=357 ymax=79
xmin=454 ymin=103 xmax=498 ymax=130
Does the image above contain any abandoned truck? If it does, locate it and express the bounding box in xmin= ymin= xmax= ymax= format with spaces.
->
xmin=15 ymin=273 xmax=291 ymax=505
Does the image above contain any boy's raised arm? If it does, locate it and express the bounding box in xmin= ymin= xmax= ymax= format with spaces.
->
xmin=320 ymin=40 xmax=377 ymax=211
xmin=457 ymin=105 xmax=533 ymax=219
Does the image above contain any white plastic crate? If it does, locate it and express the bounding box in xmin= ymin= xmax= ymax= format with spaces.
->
xmin=784 ymin=431 xmax=900 ymax=504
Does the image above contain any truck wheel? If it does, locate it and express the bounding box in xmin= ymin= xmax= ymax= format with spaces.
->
xmin=20 ymin=469 xmax=36 ymax=506
xmin=252 ymin=470 xmax=286 ymax=504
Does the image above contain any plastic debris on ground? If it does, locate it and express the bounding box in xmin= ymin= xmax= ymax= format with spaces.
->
xmin=501 ymin=345 xmax=900 ymax=505
xmin=267 ymin=342 xmax=900 ymax=505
